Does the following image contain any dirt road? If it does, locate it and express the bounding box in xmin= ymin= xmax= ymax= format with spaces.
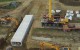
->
xmin=2 ymin=0 xmax=80 ymax=50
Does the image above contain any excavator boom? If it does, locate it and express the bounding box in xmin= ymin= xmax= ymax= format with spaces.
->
xmin=40 ymin=42 xmax=70 ymax=50
xmin=40 ymin=42 xmax=59 ymax=50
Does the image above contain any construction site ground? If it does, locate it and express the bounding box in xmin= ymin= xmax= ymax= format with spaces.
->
xmin=0 ymin=0 xmax=80 ymax=50
xmin=26 ymin=0 xmax=80 ymax=50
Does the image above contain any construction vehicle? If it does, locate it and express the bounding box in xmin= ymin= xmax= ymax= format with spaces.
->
xmin=5 ymin=17 xmax=18 ymax=26
xmin=40 ymin=42 xmax=70 ymax=50
xmin=0 ymin=16 xmax=18 ymax=27
xmin=41 ymin=0 xmax=69 ymax=28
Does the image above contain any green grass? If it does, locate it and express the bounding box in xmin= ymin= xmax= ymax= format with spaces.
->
xmin=0 ymin=0 xmax=14 ymax=2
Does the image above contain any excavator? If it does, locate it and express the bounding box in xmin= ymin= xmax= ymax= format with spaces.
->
xmin=41 ymin=0 xmax=69 ymax=27
xmin=0 ymin=15 xmax=18 ymax=27
xmin=5 ymin=17 xmax=18 ymax=26
xmin=40 ymin=42 xmax=70 ymax=50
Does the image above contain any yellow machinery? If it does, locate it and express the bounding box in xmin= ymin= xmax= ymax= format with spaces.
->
xmin=49 ymin=0 xmax=53 ymax=21
xmin=41 ymin=0 xmax=69 ymax=27
xmin=40 ymin=42 xmax=59 ymax=50
xmin=48 ymin=0 xmax=68 ymax=23
xmin=6 ymin=17 xmax=18 ymax=26
xmin=0 ymin=17 xmax=18 ymax=26
xmin=40 ymin=42 xmax=70 ymax=50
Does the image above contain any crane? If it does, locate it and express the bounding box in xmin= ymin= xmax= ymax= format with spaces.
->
xmin=41 ymin=0 xmax=69 ymax=27
xmin=49 ymin=0 xmax=53 ymax=21
xmin=40 ymin=42 xmax=70 ymax=50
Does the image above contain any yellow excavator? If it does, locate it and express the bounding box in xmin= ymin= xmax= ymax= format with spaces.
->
xmin=6 ymin=17 xmax=18 ymax=26
xmin=40 ymin=42 xmax=70 ymax=50
xmin=41 ymin=0 xmax=68 ymax=27
xmin=0 ymin=17 xmax=18 ymax=26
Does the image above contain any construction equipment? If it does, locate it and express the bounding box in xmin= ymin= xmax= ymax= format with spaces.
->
xmin=0 ymin=17 xmax=18 ymax=26
xmin=41 ymin=0 xmax=69 ymax=27
xmin=40 ymin=42 xmax=70 ymax=50
xmin=6 ymin=17 xmax=18 ymax=26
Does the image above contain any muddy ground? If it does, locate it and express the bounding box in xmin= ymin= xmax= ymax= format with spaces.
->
xmin=0 ymin=0 xmax=80 ymax=50
xmin=26 ymin=0 xmax=80 ymax=50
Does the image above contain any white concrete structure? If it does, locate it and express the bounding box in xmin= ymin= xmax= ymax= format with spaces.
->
xmin=65 ymin=15 xmax=72 ymax=20
xmin=76 ymin=11 xmax=79 ymax=14
xmin=67 ymin=10 xmax=73 ymax=14
xmin=11 ymin=15 xmax=33 ymax=46
xmin=65 ymin=10 xmax=74 ymax=20
xmin=56 ymin=10 xmax=61 ymax=13
xmin=77 ymin=14 xmax=80 ymax=18
xmin=66 ymin=13 xmax=74 ymax=16
xmin=65 ymin=13 xmax=73 ymax=20
xmin=32 ymin=36 xmax=52 ymax=41
xmin=52 ymin=10 xmax=55 ymax=14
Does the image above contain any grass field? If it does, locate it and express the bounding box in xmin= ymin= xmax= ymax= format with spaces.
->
xmin=0 ymin=0 xmax=14 ymax=2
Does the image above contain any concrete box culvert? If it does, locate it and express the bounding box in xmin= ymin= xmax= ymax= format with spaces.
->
xmin=32 ymin=36 xmax=52 ymax=41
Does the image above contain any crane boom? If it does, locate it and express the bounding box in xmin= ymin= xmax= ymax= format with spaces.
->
xmin=49 ymin=0 xmax=53 ymax=21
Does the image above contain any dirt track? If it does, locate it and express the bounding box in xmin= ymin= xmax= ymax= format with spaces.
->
xmin=1 ymin=0 xmax=80 ymax=50
xmin=6 ymin=0 xmax=48 ymax=50
xmin=8 ymin=0 xmax=33 ymax=18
